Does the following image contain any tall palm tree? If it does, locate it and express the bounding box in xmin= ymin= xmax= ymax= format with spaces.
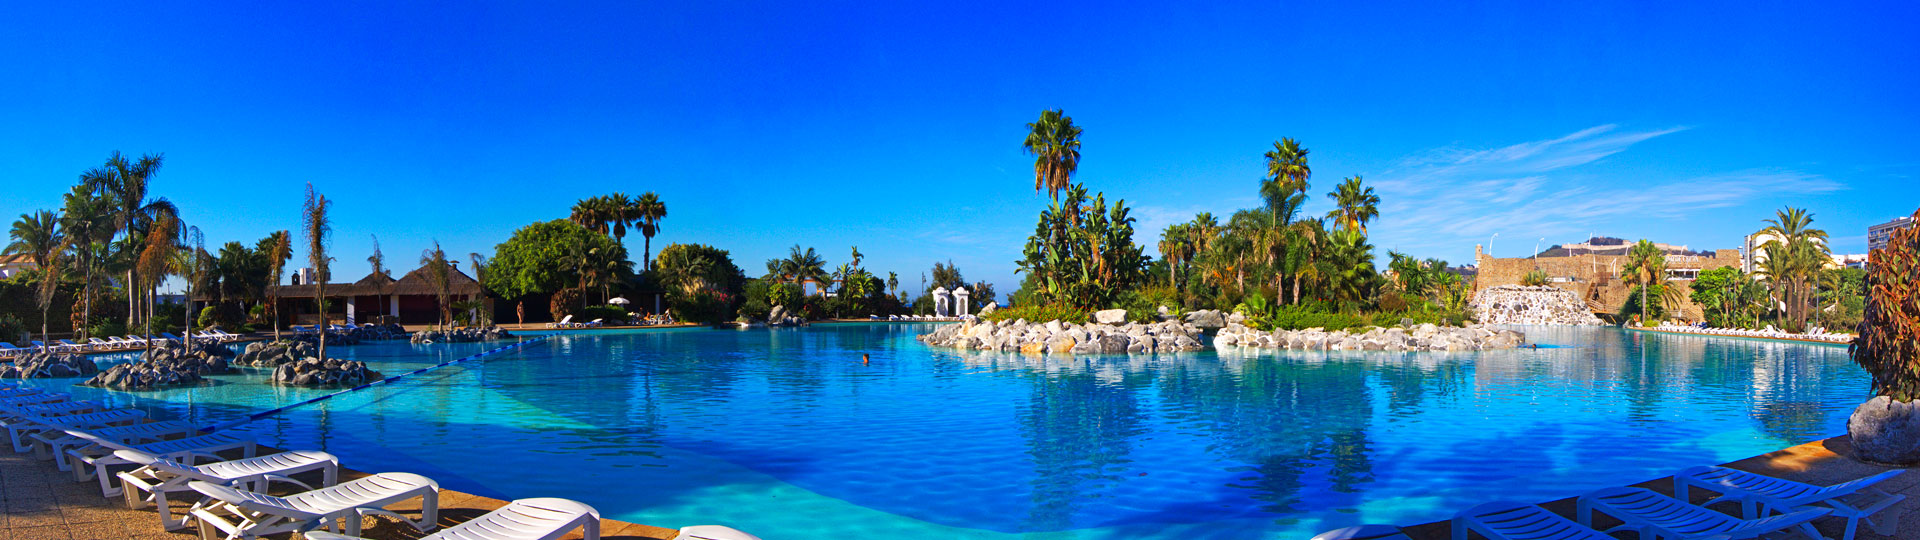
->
xmin=1262 ymin=138 xmax=1311 ymax=223
xmin=606 ymin=192 xmax=634 ymax=244
xmin=569 ymin=196 xmax=611 ymax=235
xmin=633 ymin=192 xmax=667 ymax=270
xmin=6 ymin=210 xmax=62 ymax=270
xmin=421 ymin=242 xmax=451 ymax=331
xmin=1620 ymin=239 xmax=1668 ymax=323
xmin=1326 ymin=175 xmax=1381 ymax=233
xmin=176 ymin=227 xmax=207 ymax=354
xmin=1022 ymin=109 xmax=1083 ymax=201
xmin=1755 ymin=207 xmax=1829 ymax=329
xmin=1159 ymin=224 xmax=1188 ymax=290
xmin=55 ymin=185 xmax=115 ymax=339
xmin=81 ymin=151 xmax=174 ymax=330
xmin=469 ymin=252 xmax=492 ymax=326
xmin=303 ymin=183 xmax=333 ymax=360
xmin=135 ymin=214 xmax=179 ymax=351
xmin=262 ymin=230 xmax=291 ymax=341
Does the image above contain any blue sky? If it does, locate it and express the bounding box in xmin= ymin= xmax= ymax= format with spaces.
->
xmin=3 ymin=2 xmax=1915 ymax=297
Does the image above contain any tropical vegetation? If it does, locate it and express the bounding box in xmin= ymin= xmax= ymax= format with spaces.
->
xmin=1852 ymin=209 xmax=1920 ymax=402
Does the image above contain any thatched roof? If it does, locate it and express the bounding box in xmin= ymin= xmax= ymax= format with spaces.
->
xmin=264 ymin=263 xmax=481 ymax=298
xmin=387 ymin=264 xmax=484 ymax=296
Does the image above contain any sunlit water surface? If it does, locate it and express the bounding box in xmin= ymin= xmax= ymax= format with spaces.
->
xmin=15 ymin=324 xmax=1867 ymax=538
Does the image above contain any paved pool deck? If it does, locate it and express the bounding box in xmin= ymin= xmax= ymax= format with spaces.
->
xmin=0 ymin=444 xmax=680 ymax=539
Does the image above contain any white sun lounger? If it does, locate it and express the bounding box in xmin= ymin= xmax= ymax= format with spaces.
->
xmin=547 ymin=315 xmax=574 ymax=329
xmin=41 ymin=420 xmax=203 ymax=470
xmin=56 ymin=339 xmax=89 ymax=352
xmin=1674 ymin=466 xmax=1906 ymax=540
xmin=59 ymin=427 xmax=257 ymax=497
xmin=0 ymin=342 xmax=24 ymax=358
xmin=305 ymin=497 xmax=601 ymax=540
xmin=1577 ymin=486 xmax=1829 ymax=540
xmin=1312 ymin=525 xmax=1411 ymax=540
xmin=115 ymin=448 xmax=341 ymax=530
xmin=1451 ymin=500 xmax=1711 ymax=540
xmin=187 ymin=472 xmax=440 ymax=539
xmin=5 ymin=408 xmax=145 ymax=452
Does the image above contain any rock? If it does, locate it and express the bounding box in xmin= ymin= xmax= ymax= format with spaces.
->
xmin=920 ymin=316 xmax=1209 ymax=355
xmin=1849 ymin=396 xmax=1920 ymax=465
xmin=770 ymin=305 xmax=788 ymax=322
xmin=272 ymin=356 xmax=382 ymax=387
xmin=1211 ymin=322 xmax=1527 ymax=352
xmin=1184 ymin=310 xmax=1227 ymax=329
xmin=1094 ymin=309 xmax=1129 ymax=325
xmin=1472 ymin=285 xmax=1606 ymax=326
xmin=979 ymin=303 xmax=997 ymax=316
xmin=81 ymin=341 xmax=236 ymax=390
xmin=2 ymin=351 xmax=99 ymax=379
xmin=411 ymin=326 xmax=513 ymax=344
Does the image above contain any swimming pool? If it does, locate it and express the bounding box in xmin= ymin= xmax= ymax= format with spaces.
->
xmin=18 ymin=324 xmax=1870 ymax=538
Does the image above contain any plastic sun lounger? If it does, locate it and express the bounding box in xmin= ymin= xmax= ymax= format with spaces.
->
xmin=5 ymin=408 xmax=145 ymax=453
xmin=56 ymin=339 xmax=88 ymax=352
xmin=42 ymin=419 xmax=203 ymax=469
xmin=115 ymin=448 xmax=341 ymax=531
xmin=1451 ymin=500 xmax=1713 ymax=540
xmin=1674 ymin=466 xmax=1906 ymax=540
xmin=305 ymin=497 xmax=602 ymax=540
xmin=1312 ymin=525 xmax=1412 ymax=540
xmin=60 ymin=427 xmax=257 ymax=497
xmin=88 ymin=337 xmax=113 ymax=349
xmin=547 ymin=315 xmax=574 ymax=329
xmin=1577 ymin=486 xmax=1830 ymax=540
xmin=187 ymin=472 xmax=441 ymax=539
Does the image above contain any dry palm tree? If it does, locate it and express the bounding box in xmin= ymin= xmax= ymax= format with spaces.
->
xmin=421 ymin=241 xmax=452 ymax=331
xmin=470 ymin=252 xmax=492 ymax=326
xmin=303 ymin=184 xmax=333 ymax=360
xmin=1326 ymin=175 xmax=1381 ymax=233
xmin=176 ymin=227 xmax=207 ymax=354
xmin=135 ymin=214 xmax=181 ymax=352
xmin=633 ymin=192 xmax=666 ymax=271
xmin=1022 ymin=109 xmax=1083 ymax=201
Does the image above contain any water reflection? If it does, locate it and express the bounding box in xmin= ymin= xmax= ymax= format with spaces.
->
xmin=28 ymin=324 xmax=1870 ymax=538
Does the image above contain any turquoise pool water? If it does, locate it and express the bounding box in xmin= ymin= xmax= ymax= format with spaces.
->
xmin=16 ymin=325 xmax=1869 ymax=538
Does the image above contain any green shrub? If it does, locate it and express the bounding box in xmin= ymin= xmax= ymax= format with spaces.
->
xmin=580 ymin=305 xmax=629 ymax=324
xmin=981 ymin=304 xmax=1089 ymax=324
xmin=1854 ymin=209 xmax=1920 ymax=401
xmin=197 ymin=306 xmax=220 ymax=329
xmin=88 ymin=318 xmax=128 ymax=340
xmin=670 ymin=291 xmax=729 ymax=325
xmin=1520 ymin=269 xmax=1549 ymax=286
xmin=1266 ymin=305 xmax=1366 ymax=331
xmin=0 ymin=313 xmax=26 ymax=343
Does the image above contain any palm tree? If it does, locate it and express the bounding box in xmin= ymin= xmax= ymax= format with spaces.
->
xmin=1262 ymin=138 xmax=1311 ymax=222
xmin=7 ymin=210 xmax=62 ymax=271
xmin=303 ymin=183 xmax=333 ymax=360
xmin=262 ymin=230 xmax=291 ymax=341
xmin=633 ymin=192 xmax=667 ymax=270
xmin=1022 ymin=109 xmax=1083 ymax=201
xmin=135 ymin=214 xmax=180 ymax=351
xmin=176 ymin=227 xmax=207 ymax=354
xmin=421 ymin=242 xmax=452 ymax=331
xmin=569 ymin=196 xmax=611 ymax=235
xmin=772 ymin=245 xmax=829 ymax=294
xmin=1158 ymin=224 xmax=1188 ymax=290
xmin=606 ymin=192 xmax=634 ymax=245
xmin=81 ymin=151 xmax=174 ymax=330
xmin=1755 ymin=207 xmax=1829 ymax=330
xmin=1620 ymin=239 xmax=1668 ymax=323
xmin=469 ymin=252 xmax=492 ymax=326
xmin=1326 ymin=175 xmax=1381 ymax=233
xmin=55 ymin=185 xmax=115 ymax=339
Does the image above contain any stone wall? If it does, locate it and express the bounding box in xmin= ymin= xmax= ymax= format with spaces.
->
xmin=1472 ymin=245 xmax=1737 ymax=321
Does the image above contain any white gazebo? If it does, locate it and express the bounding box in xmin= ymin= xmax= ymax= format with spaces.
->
xmin=932 ymin=286 xmax=951 ymax=317
xmin=953 ymin=287 xmax=970 ymax=317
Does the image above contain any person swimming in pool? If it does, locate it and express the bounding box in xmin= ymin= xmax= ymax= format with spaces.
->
xmin=862 ymin=353 xmax=870 ymax=364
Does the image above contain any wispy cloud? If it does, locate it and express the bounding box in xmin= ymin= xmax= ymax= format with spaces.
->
xmin=1366 ymin=125 xmax=1846 ymax=259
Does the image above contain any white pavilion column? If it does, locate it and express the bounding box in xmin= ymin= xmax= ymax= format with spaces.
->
xmin=389 ymin=295 xmax=399 ymax=319
xmin=954 ymin=287 xmax=970 ymax=316
xmin=346 ymin=297 xmax=357 ymax=326
xmin=933 ymin=287 xmax=951 ymax=317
